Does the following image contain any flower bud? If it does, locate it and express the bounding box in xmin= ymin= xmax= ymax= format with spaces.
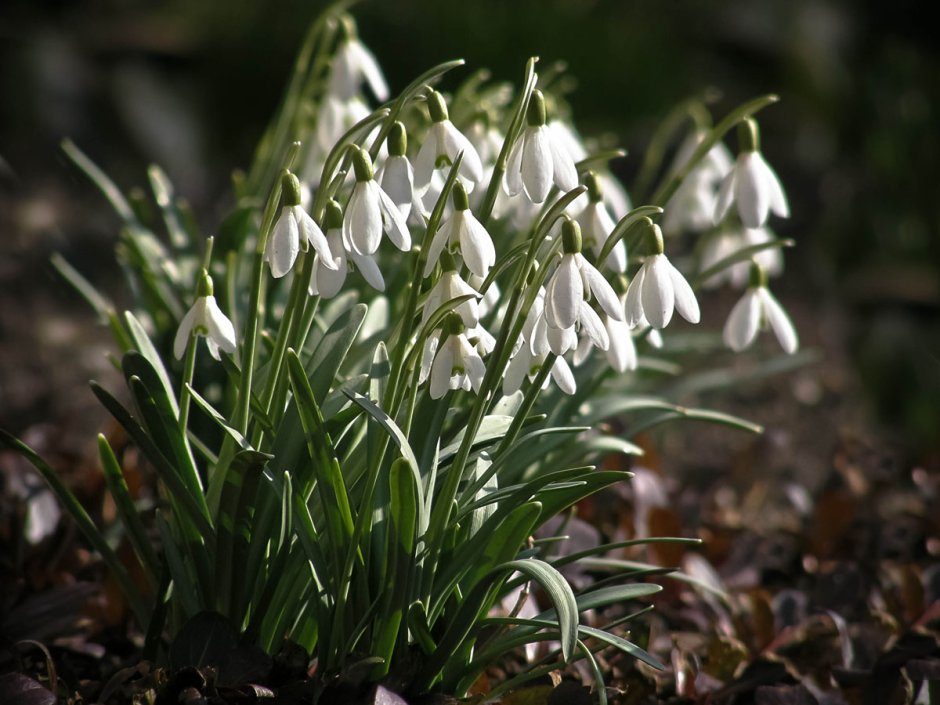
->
xmin=427 ymin=90 xmax=449 ymax=123
xmin=281 ymin=171 xmax=302 ymax=207
xmin=561 ymin=217 xmax=582 ymax=254
xmin=351 ymin=146 xmax=374 ymax=182
xmin=526 ymin=89 xmax=547 ymax=127
xmin=388 ymin=121 xmax=407 ymax=157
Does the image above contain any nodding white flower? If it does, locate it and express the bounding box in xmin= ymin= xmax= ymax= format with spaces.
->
xmin=573 ymin=295 xmax=638 ymax=373
xmin=423 ymin=183 xmax=496 ymax=279
xmin=265 ymin=172 xmax=336 ymax=279
xmin=723 ymin=263 xmax=798 ymax=353
xmin=343 ymin=146 xmax=411 ymax=256
xmin=421 ymin=254 xmax=482 ymax=329
xmin=699 ymin=226 xmax=783 ymax=290
xmin=174 ymin=270 xmax=237 ymax=361
xmin=505 ymin=90 xmax=579 ymax=204
xmin=503 ymin=341 xmax=577 ymax=396
xmin=577 ymin=172 xmax=626 ymax=273
xmin=624 ymin=221 xmax=700 ymax=330
xmin=466 ymin=113 xmax=506 ymax=167
xmin=421 ymin=314 xmax=487 ymax=399
xmin=714 ymin=118 xmax=789 ymax=228
xmin=325 ymin=17 xmax=389 ymax=101
xmin=310 ymin=200 xmax=384 ymax=298
xmin=663 ymin=130 xmax=733 ymax=235
xmin=544 ymin=219 xmax=623 ymax=337
xmin=378 ymin=122 xmax=416 ymax=220
xmin=414 ymin=90 xmax=484 ymax=196
xmin=316 ymin=94 xmax=369 ymax=154
xmin=470 ymin=274 xmax=500 ymax=319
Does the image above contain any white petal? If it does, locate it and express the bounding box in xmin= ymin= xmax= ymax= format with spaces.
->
xmin=377 ymin=183 xmax=412 ymax=251
xmin=294 ymin=206 xmax=338 ymax=271
xmin=551 ymin=357 xmax=577 ymax=395
xmin=547 ymin=323 xmax=576 ymax=355
xmin=429 ymin=338 xmax=455 ymax=399
xmin=413 ymin=128 xmax=440 ymax=195
xmin=531 ymin=314 xmax=551 ymax=356
xmin=205 ymin=337 xmax=222 ymax=361
xmin=605 ymin=316 xmax=637 ymax=372
xmin=666 ymin=259 xmax=701 ymax=324
xmin=757 ymin=154 xmax=790 ymax=218
xmin=419 ymin=334 xmax=439 ymax=384
xmin=381 ymin=155 xmax=414 ymax=219
xmin=503 ymin=347 xmax=531 ymax=395
xmin=713 ymin=170 xmax=736 ymax=225
xmin=759 ymin=288 xmax=798 ymax=353
xmin=204 ymin=296 xmax=237 ymax=354
xmin=573 ymin=336 xmax=593 ymax=366
xmin=350 ymin=250 xmax=385 ymax=292
xmin=423 ymin=218 xmax=453 ymax=277
xmin=504 ymin=137 xmax=525 ymax=196
xmin=641 ymin=255 xmax=674 ymax=329
xmin=521 ymin=126 xmax=553 ymax=203
xmin=345 ymin=183 xmax=382 ymax=255
xmin=457 ymin=212 xmax=496 ymax=279
xmin=580 ymin=256 xmax=623 ymax=321
xmin=173 ymin=305 xmax=200 ymax=360
xmin=736 ymin=152 xmax=771 ymax=228
xmin=351 ymin=41 xmax=389 ymax=101
xmin=442 ymin=121 xmax=484 ymax=187
xmin=266 ymin=208 xmax=300 ymax=278
xmin=723 ymin=289 xmax=761 ymax=351
xmin=624 ymin=265 xmax=646 ymax=328
xmin=548 ymin=130 xmax=579 ymax=192
xmin=545 ymin=255 xmax=581 ymax=329
xmin=578 ymin=301 xmax=609 ymax=351
xmin=312 ymin=252 xmax=347 ymax=298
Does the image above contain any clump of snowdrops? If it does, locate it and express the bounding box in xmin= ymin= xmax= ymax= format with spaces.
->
xmin=2 ymin=6 xmax=799 ymax=701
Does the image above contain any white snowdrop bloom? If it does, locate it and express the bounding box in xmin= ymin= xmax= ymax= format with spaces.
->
xmin=548 ymin=118 xmax=587 ymax=162
xmin=663 ymin=130 xmax=733 ymax=235
xmin=378 ymin=122 xmax=415 ymax=220
xmin=543 ymin=219 xmax=623 ymax=334
xmin=700 ymin=226 xmax=783 ymax=289
xmin=743 ymin=226 xmax=783 ymax=279
xmin=466 ymin=323 xmax=496 ymax=356
xmin=265 ymin=173 xmax=336 ymax=279
xmin=309 ymin=200 xmax=384 ymax=298
xmin=573 ymin=296 xmax=638 ymax=373
xmin=723 ymin=263 xmax=798 ymax=353
xmin=503 ymin=341 xmax=576 ymax=396
xmin=578 ymin=172 xmax=626 ymax=273
xmin=343 ymin=146 xmax=411 ymax=256
xmin=325 ymin=18 xmax=389 ymax=101
xmin=414 ymin=90 xmax=484 ymax=196
xmin=421 ymin=255 xmax=481 ymax=329
xmin=714 ymin=118 xmax=789 ymax=228
xmin=423 ymin=183 xmax=496 ymax=279
xmin=624 ymin=221 xmax=700 ymax=330
xmin=466 ymin=116 xmax=506 ymax=167
xmin=174 ymin=270 xmax=237 ymax=361
xmin=505 ymin=90 xmax=579 ymax=204
xmin=424 ymin=314 xmax=487 ymax=399
xmin=670 ymin=128 xmax=734 ymax=180
xmin=316 ymin=93 xmax=370 ymax=155
xmin=469 ymin=274 xmax=500 ymax=318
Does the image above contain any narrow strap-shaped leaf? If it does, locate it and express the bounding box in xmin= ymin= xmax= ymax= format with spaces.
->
xmin=155 ymin=511 xmax=202 ymax=618
xmin=91 ymin=382 xmax=214 ymax=540
xmin=0 ymin=431 xmax=151 ymax=629
xmin=97 ymin=434 xmax=160 ymax=583
xmin=305 ymin=303 xmax=367 ymax=404
xmin=147 ymin=165 xmax=190 ymax=250
xmin=125 ymin=313 xmax=179 ymax=415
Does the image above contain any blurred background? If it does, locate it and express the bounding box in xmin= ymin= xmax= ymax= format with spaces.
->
xmin=1 ymin=0 xmax=938 ymax=461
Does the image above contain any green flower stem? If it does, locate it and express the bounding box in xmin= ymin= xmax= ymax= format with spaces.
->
xmin=177 ymin=335 xmax=199 ymax=438
xmin=649 ymin=94 xmax=778 ymax=207
xmin=234 ymin=144 xmax=302 ymax=435
xmin=477 ymin=57 xmax=539 ymax=228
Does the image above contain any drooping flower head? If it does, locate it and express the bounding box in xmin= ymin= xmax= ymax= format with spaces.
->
xmin=578 ymin=171 xmax=626 ymax=273
xmin=421 ymin=250 xmax=482 ymax=329
xmin=343 ymin=146 xmax=411 ymax=256
xmin=505 ymin=89 xmax=579 ymax=204
xmin=423 ymin=312 xmax=487 ymax=399
xmin=624 ymin=219 xmax=701 ymax=330
xmin=423 ymin=182 xmax=496 ymax=279
xmin=310 ymin=199 xmax=385 ymax=298
xmin=714 ymin=118 xmax=789 ymax=229
xmin=379 ymin=121 xmax=417 ymax=220
xmin=723 ymin=261 xmax=798 ymax=353
xmin=173 ymin=268 xmax=237 ymax=361
xmin=414 ymin=90 xmax=484 ymax=197
xmin=265 ymin=171 xmax=336 ymax=278
xmin=326 ymin=15 xmax=389 ymax=102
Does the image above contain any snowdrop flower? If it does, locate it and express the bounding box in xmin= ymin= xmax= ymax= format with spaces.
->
xmin=699 ymin=226 xmax=783 ymax=290
xmin=174 ymin=269 xmax=237 ymax=361
xmin=578 ymin=172 xmax=626 ymax=273
xmin=505 ymin=90 xmax=579 ymax=204
xmin=422 ymin=313 xmax=487 ymax=399
xmin=544 ymin=219 xmax=623 ymax=334
xmin=421 ymin=251 xmax=481 ymax=329
xmin=714 ymin=118 xmax=789 ymax=228
xmin=379 ymin=122 xmax=416 ymax=220
xmin=265 ymin=172 xmax=336 ymax=278
xmin=326 ymin=17 xmax=389 ymax=101
xmin=414 ymin=90 xmax=484 ymax=196
xmin=573 ymin=295 xmax=638 ymax=373
xmin=624 ymin=220 xmax=700 ymax=329
xmin=344 ymin=146 xmax=411 ymax=256
xmin=662 ymin=130 xmax=733 ymax=235
xmin=310 ymin=200 xmax=384 ymax=298
xmin=466 ymin=112 xmax=506 ymax=168
xmin=423 ymin=182 xmax=496 ymax=279
xmin=503 ymin=291 xmax=576 ymax=395
xmin=723 ymin=262 xmax=798 ymax=353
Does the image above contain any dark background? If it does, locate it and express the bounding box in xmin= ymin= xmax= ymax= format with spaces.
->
xmin=1 ymin=0 xmax=938 ymax=457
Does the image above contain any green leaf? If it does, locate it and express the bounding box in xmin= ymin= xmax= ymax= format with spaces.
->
xmin=305 ymin=303 xmax=367 ymax=404
xmin=125 ymin=312 xmax=179 ymax=416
